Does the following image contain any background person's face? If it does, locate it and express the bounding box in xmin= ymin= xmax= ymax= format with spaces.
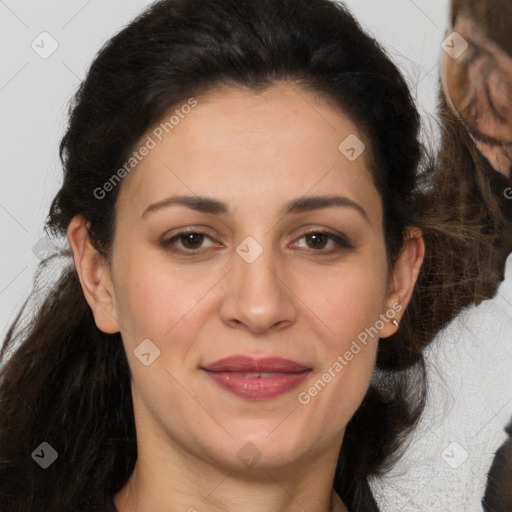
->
xmin=108 ymin=82 xmax=394 ymax=471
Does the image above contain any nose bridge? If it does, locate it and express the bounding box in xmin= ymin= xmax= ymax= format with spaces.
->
xmin=235 ymin=233 xmax=279 ymax=291
xmin=220 ymin=232 xmax=297 ymax=333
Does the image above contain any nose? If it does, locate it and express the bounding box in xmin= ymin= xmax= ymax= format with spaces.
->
xmin=218 ymin=237 xmax=298 ymax=335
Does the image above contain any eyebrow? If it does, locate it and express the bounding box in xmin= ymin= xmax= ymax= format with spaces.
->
xmin=141 ymin=194 xmax=369 ymax=222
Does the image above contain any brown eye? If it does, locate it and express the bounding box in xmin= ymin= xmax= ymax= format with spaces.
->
xmin=292 ymin=230 xmax=354 ymax=253
xmin=178 ymin=232 xmax=205 ymax=249
xmin=161 ymin=231 xmax=217 ymax=254
xmin=304 ymin=232 xmax=329 ymax=250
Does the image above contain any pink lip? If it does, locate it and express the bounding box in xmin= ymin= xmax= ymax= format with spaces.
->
xmin=201 ymin=355 xmax=312 ymax=400
xmin=202 ymin=355 xmax=311 ymax=373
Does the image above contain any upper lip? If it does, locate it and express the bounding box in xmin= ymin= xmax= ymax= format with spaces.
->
xmin=202 ymin=355 xmax=312 ymax=373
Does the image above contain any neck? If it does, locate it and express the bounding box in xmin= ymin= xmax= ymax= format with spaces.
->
xmin=114 ymin=460 xmax=349 ymax=512
xmin=113 ymin=436 xmax=348 ymax=512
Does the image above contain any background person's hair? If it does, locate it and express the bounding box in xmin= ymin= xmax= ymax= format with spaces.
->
xmin=0 ymin=0 xmax=496 ymax=510
xmin=409 ymin=0 xmax=512 ymax=350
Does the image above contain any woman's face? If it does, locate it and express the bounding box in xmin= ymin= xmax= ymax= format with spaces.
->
xmin=91 ymin=82 xmax=407 ymax=470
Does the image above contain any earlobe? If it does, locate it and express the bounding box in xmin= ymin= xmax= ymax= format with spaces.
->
xmin=67 ymin=216 xmax=120 ymax=334
xmin=380 ymin=227 xmax=425 ymax=339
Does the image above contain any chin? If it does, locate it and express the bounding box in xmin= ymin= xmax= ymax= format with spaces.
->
xmin=207 ymin=427 xmax=313 ymax=471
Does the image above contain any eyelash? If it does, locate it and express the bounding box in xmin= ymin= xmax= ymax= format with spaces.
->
xmin=161 ymin=228 xmax=354 ymax=256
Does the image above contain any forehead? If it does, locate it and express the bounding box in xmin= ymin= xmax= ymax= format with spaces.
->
xmin=116 ymin=81 xmax=381 ymax=226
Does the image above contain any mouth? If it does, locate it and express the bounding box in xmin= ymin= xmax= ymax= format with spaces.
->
xmin=201 ymin=355 xmax=312 ymax=400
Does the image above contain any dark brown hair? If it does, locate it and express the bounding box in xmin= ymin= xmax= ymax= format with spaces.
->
xmin=2 ymin=0 xmax=509 ymax=511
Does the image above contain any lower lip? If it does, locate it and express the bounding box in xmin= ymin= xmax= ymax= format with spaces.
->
xmin=202 ymin=370 xmax=312 ymax=400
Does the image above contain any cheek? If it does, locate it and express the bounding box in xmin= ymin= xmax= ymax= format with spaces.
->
xmin=293 ymin=253 xmax=389 ymax=341
xmin=111 ymin=248 xmax=215 ymax=345
xmin=292 ymin=255 xmax=387 ymax=417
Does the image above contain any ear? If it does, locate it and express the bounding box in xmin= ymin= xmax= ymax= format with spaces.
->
xmin=440 ymin=12 xmax=512 ymax=177
xmin=379 ymin=226 xmax=425 ymax=339
xmin=67 ymin=215 xmax=120 ymax=334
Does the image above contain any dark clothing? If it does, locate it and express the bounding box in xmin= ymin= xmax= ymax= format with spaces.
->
xmin=482 ymin=420 xmax=512 ymax=512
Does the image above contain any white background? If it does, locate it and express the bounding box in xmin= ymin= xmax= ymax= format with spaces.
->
xmin=1 ymin=1 xmax=511 ymax=511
